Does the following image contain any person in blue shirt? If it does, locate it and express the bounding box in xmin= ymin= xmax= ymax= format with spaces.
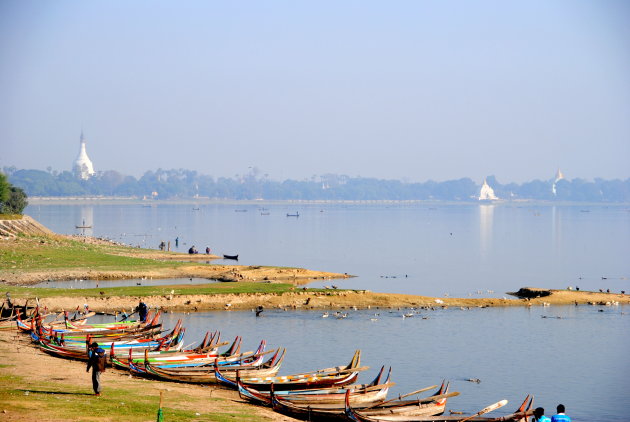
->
xmin=550 ymin=404 xmax=571 ymax=422
xmin=532 ymin=407 xmax=550 ymax=422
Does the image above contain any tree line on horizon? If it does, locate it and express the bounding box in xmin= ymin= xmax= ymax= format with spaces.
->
xmin=2 ymin=167 xmax=629 ymax=202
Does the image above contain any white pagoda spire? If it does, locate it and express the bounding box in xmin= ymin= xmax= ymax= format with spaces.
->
xmin=554 ymin=168 xmax=564 ymax=183
xmin=479 ymin=178 xmax=498 ymax=201
xmin=73 ymin=130 xmax=95 ymax=180
xmin=552 ymin=168 xmax=565 ymax=196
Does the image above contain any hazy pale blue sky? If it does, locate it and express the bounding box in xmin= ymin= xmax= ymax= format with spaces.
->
xmin=1 ymin=0 xmax=628 ymax=182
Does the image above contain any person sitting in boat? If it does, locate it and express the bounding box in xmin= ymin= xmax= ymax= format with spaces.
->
xmin=551 ymin=404 xmax=571 ymax=422
xmin=532 ymin=407 xmax=551 ymax=422
xmin=136 ymin=301 xmax=148 ymax=322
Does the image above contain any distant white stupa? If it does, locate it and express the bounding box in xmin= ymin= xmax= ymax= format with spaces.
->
xmin=73 ymin=131 xmax=95 ymax=180
xmin=479 ymin=178 xmax=499 ymax=201
xmin=552 ymin=168 xmax=564 ymax=196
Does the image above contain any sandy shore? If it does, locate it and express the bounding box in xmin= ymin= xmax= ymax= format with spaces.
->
xmin=8 ymin=287 xmax=629 ymax=315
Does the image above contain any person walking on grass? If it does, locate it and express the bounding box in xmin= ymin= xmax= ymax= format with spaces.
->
xmin=86 ymin=342 xmax=106 ymax=396
xmin=551 ymin=404 xmax=571 ymax=422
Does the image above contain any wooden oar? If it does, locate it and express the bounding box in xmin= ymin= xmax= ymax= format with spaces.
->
xmin=363 ymin=384 xmax=439 ymax=409
xmin=417 ymin=390 xmax=460 ymax=403
xmin=458 ymin=399 xmax=508 ymax=422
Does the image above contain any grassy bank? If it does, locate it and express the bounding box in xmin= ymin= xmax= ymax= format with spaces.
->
xmin=0 ymin=281 xmax=330 ymax=299
xmin=1 ymin=235 xmax=186 ymax=272
xmin=0 ymin=214 xmax=22 ymax=220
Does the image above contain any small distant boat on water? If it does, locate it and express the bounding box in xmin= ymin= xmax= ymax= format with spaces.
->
xmin=223 ymin=254 xmax=239 ymax=260
xmin=286 ymin=212 xmax=299 ymax=217
xmin=75 ymin=219 xmax=92 ymax=229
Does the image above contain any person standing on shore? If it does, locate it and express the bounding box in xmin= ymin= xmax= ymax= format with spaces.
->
xmin=532 ymin=407 xmax=550 ymax=422
xmin=86 ymin=342 xmax=106 ymax=396
xmin=550 ymin=404 xmax=571 ymax=422
xmin=136 ymin=301 xmax=148 ymax=322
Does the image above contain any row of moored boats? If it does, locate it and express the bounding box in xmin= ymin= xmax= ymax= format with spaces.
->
xmin=2 ymin=301 xmax=534 ymax=421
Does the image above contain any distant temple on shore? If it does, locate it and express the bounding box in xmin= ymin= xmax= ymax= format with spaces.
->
xmin=73 ymin=131 xmax=95 ymax=180
xmin=478 ymin=178 xmax=499 ymax=201
xmin=551 ymin=168 xmax=564 ymax=196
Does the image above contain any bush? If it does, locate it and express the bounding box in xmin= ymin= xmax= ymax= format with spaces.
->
xmin=0 ymin=173 xmax=28 ymax=214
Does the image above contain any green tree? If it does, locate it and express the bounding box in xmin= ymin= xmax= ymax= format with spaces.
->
xmin=2 ymin=186 xmax=28 ymax=214
xmin=0 ymin=173 xmax=28 ymax=214
xmin=0 ymin=173 xmax=10 ymax=205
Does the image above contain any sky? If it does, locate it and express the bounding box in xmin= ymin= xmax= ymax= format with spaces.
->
xmin=1 ymin=0 xmax=629 ymax=183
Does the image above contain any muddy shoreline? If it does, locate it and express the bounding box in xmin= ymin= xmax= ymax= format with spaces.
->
xmin=5 ymin=287 xmax=628 ymax=314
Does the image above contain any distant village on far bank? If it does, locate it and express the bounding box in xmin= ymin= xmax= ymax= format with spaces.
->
xmin=3 ymin=132 xmax=629 ymax=203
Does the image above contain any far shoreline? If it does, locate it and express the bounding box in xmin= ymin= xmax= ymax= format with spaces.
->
xmin=25 ymin=196 xmax=628 ymax=207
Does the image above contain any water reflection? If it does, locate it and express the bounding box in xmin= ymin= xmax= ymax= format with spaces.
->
xmin=479 ymin=204 xmax=494 ymax=259
xmin=76 ymin=206 xmax=93 ymax=237
xmin=551 ymin=205 xmax=562 ymax=256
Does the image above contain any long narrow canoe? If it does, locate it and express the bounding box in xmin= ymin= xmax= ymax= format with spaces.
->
xmin=141 ymin=348 xmax=286 ymax=383
xmin=345 ymin=394 xmax=534 ymax=422
xmin=217 ymin=349 xmax=366 ymax=390
xmin=113 ymin=337 xmax=268 ymax=370
xmin=239 ymin=365 xmax=392 ymax=407
xmin=338 ymin=382 xmax=454 ymax=421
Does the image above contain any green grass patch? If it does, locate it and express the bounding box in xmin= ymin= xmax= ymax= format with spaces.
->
xmin=0 ymin=372 xmax=268 ymax=421
xmin=0 ymin=214 xmax=22 ymax=220
xmin=0 ymin=236 xmax=187 ymax=272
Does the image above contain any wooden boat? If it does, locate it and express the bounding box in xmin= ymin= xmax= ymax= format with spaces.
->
xmin=217 ymin=349 xmax=365 ymax=390
xmin=337 ymin=382 xmax=456 ymax=421
xmin=141 ymin=348 xmax=286 ymax=384
xmin=114 ymin=336 xmax=275 ymax=375
xmin=110 ymin=330 xmax=231 ymax=369
xmin=15 ymin=309 xmax=98 ymax=333
xmin=286 ymin=212 xmax=299 ymax=217
xmin=126 ymin=338 xmax=267 ymax=370
xmin=32 ymin=313 xmax=165 ymax=345
xmin=344 ymin=394 xmax=534 ymax=422
xmin=223 ymin=254 xmax=239 ymax=260
xmin=34 ymin=322 xmax=185 ymax=361
xmin=238 ymin=365 xmax=392 ymax=407
xmin=109 ymin=330 xmax=228 ymax=369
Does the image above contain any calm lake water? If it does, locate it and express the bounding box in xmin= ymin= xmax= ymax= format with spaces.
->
xmin=25 ymin=202 xmax=630 ymax=420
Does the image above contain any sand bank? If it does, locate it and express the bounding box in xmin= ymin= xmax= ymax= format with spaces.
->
xmin=10 ymin=287 xmax=628 ymax=315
